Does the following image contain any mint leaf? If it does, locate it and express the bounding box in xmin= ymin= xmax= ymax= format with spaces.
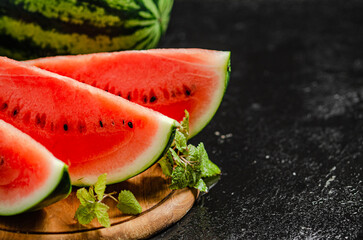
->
xmin=194 ymin=178 xmax=208 ymax=192
xmin=169 ymin=147 xmax=183 ymax=165
xmin=198 ymin=143 xmax=221 ymax=177
xmin=170 ymin=165 xmax=188 ymax=189
xmin=117 ymin=190 xmax=142 ymax=215
xmin=187 ymin=144 xmax=200 ymax=162
xmin=94 ymin=173 xmax=107 ymax=201
xmin=75 ymin=204 xmax=96 ymax=225
xmin=76 ymin=188 xmax=96 ymax=206
xmin=158 ymin=156 xmax=173 ymax=177
xmin=94 ymin=202 xmax=110 ymax=228
xmin=174 ymin=130 xmax=187 ymax=154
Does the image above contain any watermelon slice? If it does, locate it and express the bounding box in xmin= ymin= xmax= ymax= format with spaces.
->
xmin=0 ymin=120 xmax=71 ymax=216
xmin=0 ymin=57 xmax=176 ymax=186
xmin=26 ymin=49 xmax=231 ymax=137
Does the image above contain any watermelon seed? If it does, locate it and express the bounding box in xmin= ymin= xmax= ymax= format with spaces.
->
xmin=99 ymin=120 xmax=104 ymax=128
xmin=117 ymin=91 xmax=122 ymax=97
xmin=63 ymin=124 xmax=68 ymax=131
xmin=150 ymin=96 xmax=157 ymax=103
xmin=0 ymin=102 xmax=8 ymax=111
xmin=35 ymin=113 xmax=46 ymax=128
xmin=122 ymin=120 xmax=125 ymax=125
xmin=183 ymin=85 xmax=192 ymax=96
xmin=12 ymin=107 xmax=19 ymax=117
xmin=128 ymin=121 xmax=133 ymax=128
xmin=143 ymin=95 xmax=148 ymax=103
xmin=171 ymin=91 xmax=176 ymax=98
xmin=78 ymin=122 xmax=86 ymax=133
xmin=0 ymin=156 xmax=4 ymax=165
xmin=104 ymin=83 xmax=110 ymax=92
xmin=127 ymin=92 xmax=132 ymax=101
xmin=111 ymin=121 xmax=115 ymax=126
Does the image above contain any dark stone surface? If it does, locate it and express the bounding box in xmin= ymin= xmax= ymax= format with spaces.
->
xmin=153 ymin=0 xmax=363 ymax=239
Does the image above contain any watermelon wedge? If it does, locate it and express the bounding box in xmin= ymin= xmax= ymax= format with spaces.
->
xmin=0 ymin=57 xmax=176 ymax=186
xmin=26 ymin=49 xmax=231 ymax=137
xmin=0 ymin=120 xmax=71 ymax=216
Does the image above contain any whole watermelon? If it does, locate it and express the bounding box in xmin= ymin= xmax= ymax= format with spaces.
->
xmin=0 ymin=0 xmax=173 ymax=60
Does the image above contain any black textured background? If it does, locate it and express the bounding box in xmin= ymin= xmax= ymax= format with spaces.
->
xmin=153 ymin=0 xmax=363 ymax=239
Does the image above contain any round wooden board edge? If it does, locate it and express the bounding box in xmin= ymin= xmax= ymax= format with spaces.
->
xmin=0 ymin=188 xmax=199 ymax=240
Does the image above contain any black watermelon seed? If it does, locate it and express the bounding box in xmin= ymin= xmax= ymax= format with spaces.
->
xmin=143 ymin=95 xmax=147 ymax=103
xmin=12 ymin=108 xmax=19 ymax=117
xmin=183 ymin=85 xmax=192 ymax=96
xmin=63 ymin=124 xmax=68 ymax=131
xmin=99 ymin=120 xmax=103 ymax=127
xmin=150 ymin=96 xmax=157 ymax=103
xmin=1 ymin=102 xmax=8 ymax=111
xmin=122 ymin=120 xmax=125 ymax=125
xmin=128 ymin=121 xmax=133 ymax=128
xmin=127 ymin=92 xmax=132 ymax=101
xmin=0 ymin=156 xmax=4 ymax=165
xmin=35 ymin=114 xmax=41 ymax=125
xmin=111 ymin=121 xmax=115 ymax=126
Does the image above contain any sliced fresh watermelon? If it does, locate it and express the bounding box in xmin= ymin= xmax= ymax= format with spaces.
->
xmin=0 ymin=57 xmax=176 ymax=186
xmin=0 ymin=120 xmax=71 ymax=216
xmin=26 ymin=49 xmax=231 ymax=137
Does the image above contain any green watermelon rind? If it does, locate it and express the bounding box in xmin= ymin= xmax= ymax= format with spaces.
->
xmin=189 ymin=51 xmax=231 ymax=138
xmin=27 ymin=165 xmax=72 ymax=212
xmin=0 ymin=165 xmax=71 ymax=216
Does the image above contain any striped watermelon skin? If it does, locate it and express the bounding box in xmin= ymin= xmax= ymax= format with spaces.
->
xmin=0 ymin=0 xmax=173 ymax=60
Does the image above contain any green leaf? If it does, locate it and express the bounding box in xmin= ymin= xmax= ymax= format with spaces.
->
xmin=117 ymin=190 xmax=142 ymax=215
xmin=76 ymin=188 xmax=96 ymax=206
xmin=169 ymin=147 xmax=183 ymax=166
xmin=194 ymin=178 xmax=208 ymax=192
xmin=75 ymin=204 xmax=96 ymax=225
xmin=179 ymin=110 xmax=190 ymax=139
xmin=94 ymin=173 xmax=107 ymax=201
xmin=174 ymin=130 xmax=187 ymax=154
xmin=198 ymin=143 xmax=221 ymax=177
xmin=94 ymin=202 xmax=110 ymax=228
xmin=89 ymin=185 xmax=94 ymax=197
xmin=187 ymin=144 xmax=200 ymax=162
xmin=158 ymin=156 xmax=173 ymax=177
xmin=170 ymin=165 xmax=188 ymax=190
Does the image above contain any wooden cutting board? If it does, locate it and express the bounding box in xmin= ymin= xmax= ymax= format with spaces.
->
xmin=0 ymin=165 xmax=199 ymax=240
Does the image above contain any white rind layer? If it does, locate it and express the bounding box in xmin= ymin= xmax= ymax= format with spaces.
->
xmin=0 ymin=120 xmax=66 ymax=216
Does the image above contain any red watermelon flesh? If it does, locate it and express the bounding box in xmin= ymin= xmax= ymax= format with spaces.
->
xmin=0 ymin=57 xmax=176 ymax=186
xmin=0 ymin=120 xmax=71 ymax=216
xmin=26 ymin=49 xmax=231 ymax=137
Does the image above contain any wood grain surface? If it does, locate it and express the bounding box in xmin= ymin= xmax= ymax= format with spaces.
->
xmin=0 ymin=165 xmax=198 ymax=240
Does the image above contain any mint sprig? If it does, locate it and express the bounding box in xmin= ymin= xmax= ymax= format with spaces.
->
xmin=75 ymin=110 xmax=221 ymax=227
xmin=75 ymin=174 xmax=142 ymax=227
xmin=159 ymin=110 xmax=221 ymax=192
